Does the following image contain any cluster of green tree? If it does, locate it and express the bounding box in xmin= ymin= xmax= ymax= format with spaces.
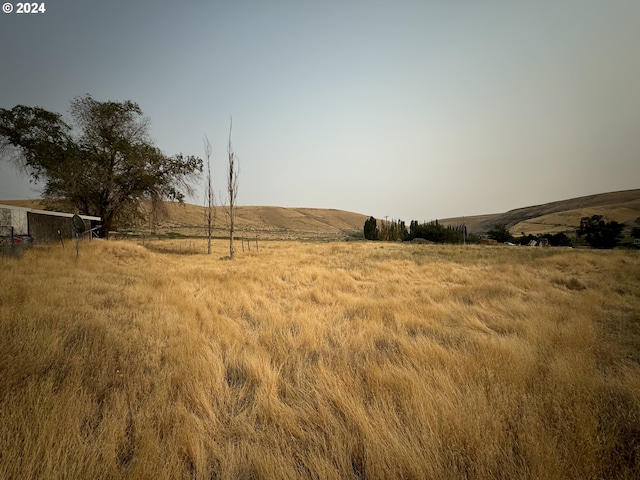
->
xmin=487 ymin=225 xmax=571 ymax=247
xmin=514 ymin=232 xmax=572 ymax=247
xmin=364 ymin=217 xmax=477 ymax=244
xmin=576 ymin=215 xmax=625 ymax=249
xmin=378 ymin=219 xmax=407 ymax=241
xmin=363 ymin=217 xmax=407 ymax=241
xmin=486 ymin=224 xmax=514 ymax=243
xmin=407 ymin=220 xmax=469 ymax=243
xmin=487 ymin=215 xmax=627 ymax=249
xmin=364 ymin=214 xmax=631 ymax=249
xmin=0 ymin=96 xmax=202 ymax=238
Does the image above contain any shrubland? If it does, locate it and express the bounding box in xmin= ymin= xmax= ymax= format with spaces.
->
xmin=1 ymin=240 xmax=639 ymax=479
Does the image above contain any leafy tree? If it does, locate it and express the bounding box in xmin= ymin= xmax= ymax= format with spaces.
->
xmin=548 ymin=232 xmax=572 ymax=247
xmin=363 ymin=216 xmax=378 ymax=240
xmin=632 ymin=226 xmax=640 ymax=239
xmin=516 ymin=232 xmax=573 ymax=247
xmin=577 ymin=215 xmax=624 ymax=249
xmin=407 ymin=220 xmax=464 ymax=243
xmin=466 ymin=232 xmax=481 ymax=244
xmin=487 ymin=224 xmax=514 ymax=243
xmin=0 ymin=95 xmax=202 ymax=237
xmin=378 ymin=218 xmax=407 ymax=241
xmin=515 ymin=233 xmax=537 ymax=246
xmin=398 ymin=219 xmax=408 ymax=241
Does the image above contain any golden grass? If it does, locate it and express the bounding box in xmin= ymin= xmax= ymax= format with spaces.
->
xmin=1 ymin=240 xmax=639 ymax=479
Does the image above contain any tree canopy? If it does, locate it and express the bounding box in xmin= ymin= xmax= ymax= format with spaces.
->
xmin=577 ymin=215 xmax=624 ymax=249
xmin=0 ymin=95 xmax=202 ymax=237
xmin=363 ymin=216 xmax=378 ymax=240
xmin=407 ymin=220 xmax=466 ymax=244
xmin=487 ymin=224 xmax=514 ymax=243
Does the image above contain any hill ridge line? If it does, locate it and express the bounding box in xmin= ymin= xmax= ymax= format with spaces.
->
xmin=2 ymin=188 xmax=639 ymax=237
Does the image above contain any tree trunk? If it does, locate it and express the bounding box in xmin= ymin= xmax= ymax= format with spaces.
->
xmin=227 ymin=117 xmax=238 ymax=260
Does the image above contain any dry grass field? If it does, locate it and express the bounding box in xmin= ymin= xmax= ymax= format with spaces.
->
xmin=1 ymin=239 xmax=639 ymax=479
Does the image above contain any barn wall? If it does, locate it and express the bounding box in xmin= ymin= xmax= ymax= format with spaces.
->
xmin=1 ymin=204 xmax=99 ymax=243
xmin=27 ymin=212 xmax=88 ymax=242
xmin=0 ymin=207 xmax=29 ymax=235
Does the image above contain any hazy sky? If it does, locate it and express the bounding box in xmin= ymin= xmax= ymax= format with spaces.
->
xmin=1 ymin=0 xmax=639 ymax=221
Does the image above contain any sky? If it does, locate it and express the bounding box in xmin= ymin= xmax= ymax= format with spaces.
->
xmin=1 ymin=0 xmax=639 ymax=222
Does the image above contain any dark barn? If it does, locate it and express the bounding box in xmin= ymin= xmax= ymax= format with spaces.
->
xmin=0 ymin=204 xmax=101 ymax=243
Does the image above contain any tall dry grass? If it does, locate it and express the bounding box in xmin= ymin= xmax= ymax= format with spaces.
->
xmin=1 ymin=240 xmax=639 ymax=479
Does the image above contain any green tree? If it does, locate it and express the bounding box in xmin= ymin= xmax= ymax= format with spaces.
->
xmin=407 ymin=220 xmax=463 ymax=243
xmin=631 ymin=226 xmax=640 ymax=239
xmin=0 ymin=96 xmax=202 ymax=238
xmin=487 ymin=224 xmax=514 ymax=243
xmin=577 ymin=215 xmax=624 ymax=249
xmin=548 ymin=232 xmax=572 ymax=247
xmin=363 ymin=216 xmax=378 ymax=240
xmin=377 ymin=218 xmax=407 ymax=241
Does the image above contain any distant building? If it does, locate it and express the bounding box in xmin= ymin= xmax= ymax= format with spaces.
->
xmin=479 ymin=238 xmax=498 ymax=245
xmin=0 ymin=204 xmax=101 ymax=242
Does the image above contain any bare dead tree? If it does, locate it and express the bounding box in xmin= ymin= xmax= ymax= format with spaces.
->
xmin=203 ymin=135 xmax=215 ymax=254
xmin=226 ymin=117 xmax=239 ymax=260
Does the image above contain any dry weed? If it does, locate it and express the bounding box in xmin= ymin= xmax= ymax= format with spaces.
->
xmin=1 ymin=240 xmax=639 ymax=479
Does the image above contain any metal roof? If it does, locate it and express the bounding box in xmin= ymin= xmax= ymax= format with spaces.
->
xmin=0 ymin=204 xmax=101 ymax=221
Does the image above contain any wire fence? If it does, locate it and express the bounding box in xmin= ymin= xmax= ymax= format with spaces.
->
xmin=0 ymin=226 xmax=34 ymax=257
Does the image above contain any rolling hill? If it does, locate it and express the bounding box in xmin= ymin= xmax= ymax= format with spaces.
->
xmin=2 ymin=188 xmax=639 ymax=239
xmin=136 ymin=203 xmax=370 ymax=240
xmin=439 ymin=189 xmax=640 ymax=236
xmin=0 ymin=199 xmax=369 ymax=240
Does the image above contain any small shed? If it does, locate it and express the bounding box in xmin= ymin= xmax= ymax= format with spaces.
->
xmin=0 ymin=204 xmax=102 ymax=243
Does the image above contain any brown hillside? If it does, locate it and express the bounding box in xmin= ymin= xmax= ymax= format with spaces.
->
xmin=0 ymin=199 xmax=368 ymax=240
xmin=440 ymin=189 xmax=640 ymax=235
xmin=3 ymin=188 xmax=639 ymax=238
xmin=0 ymin=199 xmax=43 ymax=209
xmin=512 ymin=201 xmax=640 ymax=235
xmin=143 ymin=204 xmax=369 ymax=240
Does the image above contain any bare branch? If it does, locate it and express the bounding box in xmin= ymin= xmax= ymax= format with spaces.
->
xmin=203 ymin=134 xmax=215 ymax=254
xmin=227 ymin=116 xmax=239 ymax=260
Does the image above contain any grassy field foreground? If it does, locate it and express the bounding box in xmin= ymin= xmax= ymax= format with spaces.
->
xmin=1 ymin=240 xmax=639 ymax=479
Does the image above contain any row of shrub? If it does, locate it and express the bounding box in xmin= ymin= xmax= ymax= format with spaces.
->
xmin=363 ymin=217 xmax=478 ymax=244
xmin=363 ymin=214 xmax=637 ymax=249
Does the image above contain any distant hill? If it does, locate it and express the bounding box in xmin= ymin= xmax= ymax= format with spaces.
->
xmin=0 ymin=199 xmax=368 ymax=240
xmin=3 ymin=188 xmax=639 ymax=239
xmin=439 ymin=189 xmax=640 ymax=235
xmin=138 ymin=204 xmax=369 ymax=240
